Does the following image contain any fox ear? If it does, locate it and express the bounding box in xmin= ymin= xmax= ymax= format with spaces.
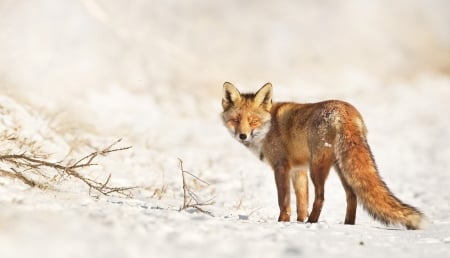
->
xmin=254 ymin=82 xmax=272 ymax=111
xmin=222 ymin=82 xmax=241 ymax=110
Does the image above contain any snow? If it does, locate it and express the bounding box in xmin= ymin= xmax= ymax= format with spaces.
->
xmin=1 ymin=1 xmax=450 ymax=258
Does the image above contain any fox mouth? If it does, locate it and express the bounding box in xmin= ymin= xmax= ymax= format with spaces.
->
xmin=239 ymin=140 xmax=251 ymax=146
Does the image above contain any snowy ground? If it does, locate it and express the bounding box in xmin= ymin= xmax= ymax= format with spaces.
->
xmin=1 ymin=1 xmax=450 ymax=258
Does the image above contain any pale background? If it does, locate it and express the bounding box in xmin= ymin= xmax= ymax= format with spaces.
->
xmin=1 ymin=1 xmax=449 ymax=258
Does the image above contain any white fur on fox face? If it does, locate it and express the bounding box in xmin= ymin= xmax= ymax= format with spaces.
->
xmin=240 ymin=121 xmax=271 ymax=157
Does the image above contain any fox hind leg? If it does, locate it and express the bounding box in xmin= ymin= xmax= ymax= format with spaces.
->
xmin=307 ymin=152 xmax=333 ymax=223
xmin=335 ymin=165 xmax=357 ymax=224
xmin=291 ymin=168 xmax=309 ymax=222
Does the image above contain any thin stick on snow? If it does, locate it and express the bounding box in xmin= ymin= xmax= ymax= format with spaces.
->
xmin=178 ymin=158 xmax=214 ymax=216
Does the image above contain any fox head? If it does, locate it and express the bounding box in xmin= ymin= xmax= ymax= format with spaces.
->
xmin=221 ymin=82 xmax=272 ymax=147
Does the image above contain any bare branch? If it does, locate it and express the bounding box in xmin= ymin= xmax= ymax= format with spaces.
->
xmin=178 ymin=158 xmax=214 ymax=216
xmin=0 ymin=139 xmax=136 ymax=197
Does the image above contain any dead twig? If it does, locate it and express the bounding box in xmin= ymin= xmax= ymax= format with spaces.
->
xmin=178 ymin=158 xmax=214 ymax=216
xmin=0 ymin=139 xmax=135 ymax=197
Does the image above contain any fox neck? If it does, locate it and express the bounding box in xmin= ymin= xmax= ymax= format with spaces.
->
xmin=247 ymin=138 xmax=266 ymax=161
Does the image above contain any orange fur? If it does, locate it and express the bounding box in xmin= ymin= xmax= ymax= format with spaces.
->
xmin=222 ymin=82 xmax=424 ymax=229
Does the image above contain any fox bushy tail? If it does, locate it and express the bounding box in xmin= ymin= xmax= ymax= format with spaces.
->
xmin=335 ymin=123 xmax=425 ymax=230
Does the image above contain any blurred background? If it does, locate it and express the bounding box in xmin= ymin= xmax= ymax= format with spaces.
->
xmin=0 ymin=1 xmax=450 ymax=244
xmin=0 ymin=0 xmax=449 ymax=102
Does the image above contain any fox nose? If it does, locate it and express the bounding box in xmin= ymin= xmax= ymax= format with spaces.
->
xmin=239 ymin=134 xmax=247 ymax=140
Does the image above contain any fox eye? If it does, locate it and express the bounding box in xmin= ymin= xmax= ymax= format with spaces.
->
xmin=249 ymin=119 xmax=260 ymax=127
xmin=228 ymin=118 xmax=240 ymax=124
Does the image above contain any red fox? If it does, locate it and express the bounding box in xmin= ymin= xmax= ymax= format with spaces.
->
xmin=221 ymin=82 xmax=425 ymax=230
